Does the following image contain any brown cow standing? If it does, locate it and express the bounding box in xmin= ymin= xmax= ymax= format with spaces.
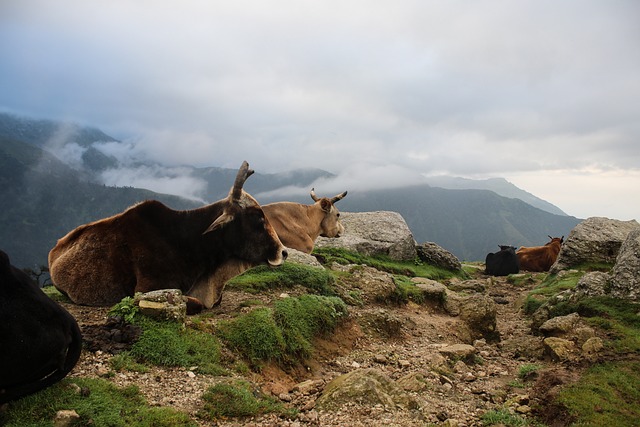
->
xmin=516 ymin=236 xmax=564 ymax=272
xmin=49 ymin=161 xmax=287 ymax=310
xmin=262 ymin=189 xmax=347 ymax=253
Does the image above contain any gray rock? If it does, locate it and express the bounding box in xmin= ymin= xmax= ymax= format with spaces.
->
xmin=316 ymin=368 xmax=418 ymax=411
xmin=610 ymin=228 xmax=640 ymax=301
xmin=458 ymin=293 xmax=499 ymax=343
xmin=285 ymin=248 xmax=324 ymax=268
xmin=550 ymin=217 xmax=640 ymax=273
xmin=416 ymin=242 xmax=462 ymax=271
xmin=316 ymin=211 xmax=417 ymax=261
xmin=134 ymin=289 xmax=187 ymax=323
xmin=543 ymin=337 xmax=576 ymax=362
xmin=539 ymin=313 xmax=580 ymax=336
xmin=439 ymin=344 xmax=477 ymax=361
xmin=571 ymin=271 xmax=611 ymax=300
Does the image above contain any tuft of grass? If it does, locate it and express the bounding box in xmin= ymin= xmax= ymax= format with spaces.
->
xmin=199 ymin=380 xmax=296 ymax=421
xmin=125 ymin=316 xmax=225 ymax=375
xmin=217 ymin=295 xmax=348 ymax=367
xmin=481 ymin=409 xmax=534 ymax=426
xmin=227 ymin=262 xmax=337 ymax=295
xmin=110 ymin=353 xmax=150 ymax=373
xmin=518 ymin=363 xmax=542 ymax=381
xmin=557 ymin=361 xmax=640 ymax=425
xmin=41 ymin=285 xmax=69 ymax=302
xmin=313 ymin=247 xmax=461 ymax=281
xmin=0 ymin=378 xmax=195 ymax=427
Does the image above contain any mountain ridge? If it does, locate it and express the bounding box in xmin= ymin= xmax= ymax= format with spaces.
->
xmin=0 ymin=113 xmax=581 ymax=266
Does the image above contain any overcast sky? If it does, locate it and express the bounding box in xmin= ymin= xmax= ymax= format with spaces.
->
xmin=1 ymin=1 xmax=639 ymax=221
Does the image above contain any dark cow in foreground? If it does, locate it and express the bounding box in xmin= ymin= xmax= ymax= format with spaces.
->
xmin=0 ymin=250 xmax=82 ymax=404
xmin=485 ymin=245 xmax=520 ymax=276
xmin=516 ymin=236 xmax=564 ymax=272
xmin=49 ymin=161 xmax=287 ymax=311
xmin=262 ymin=189 xmax=348 ymax=253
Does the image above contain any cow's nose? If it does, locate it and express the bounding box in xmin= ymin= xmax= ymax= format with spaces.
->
xmin=282 ymin=249 xmax=288 ymax=260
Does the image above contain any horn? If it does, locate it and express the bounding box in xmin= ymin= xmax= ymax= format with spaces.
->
xmin=231 ymin=161 xmax=254 ymax=201
xmin=548 ymin=235 xmax=553 ymax=240
xmin=310 ymin=188 xmax=319 ymax=202
xmin=331 ymin=191 xmax=347 ymax=203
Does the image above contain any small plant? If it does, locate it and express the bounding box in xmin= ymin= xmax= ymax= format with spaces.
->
xmin=109 ymin=296 xmax=139 ymax=323
xmin=518 ymin=363 xmax=542 ymax=381
xmin=199 ymin=380 xmax=295 ymax=420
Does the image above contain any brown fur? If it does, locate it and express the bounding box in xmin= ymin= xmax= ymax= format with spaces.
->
xmin=49 ymin=162 xmax=286 ymax=309
xmin=262 ymin=189 xmax=347 ymax=253
xmin=516 ymin=236 xmax=564 ymax=272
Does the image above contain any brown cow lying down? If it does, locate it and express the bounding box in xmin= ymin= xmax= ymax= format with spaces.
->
xmin=49 ymin=161 xmax=287 ymax=311
xmin=516 ymin=236 xmax=564 ymax=272
xmin=0 ymin=250 xmax=82 ymax=404
xmin=262 ymin=188 xmax=347 ymax=253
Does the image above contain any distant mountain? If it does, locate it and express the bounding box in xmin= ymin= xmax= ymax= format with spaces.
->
xmin=423 ymin=176 xmax=567 ymax=216
xmin=0 ymin=113 xmax=582 ymax=266
xmin=0 ymin=135 xmax=199 ymax=269
xmin=255 ymin=185 xmax=580 ymax=262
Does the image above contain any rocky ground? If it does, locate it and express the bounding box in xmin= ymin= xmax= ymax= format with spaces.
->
xmin=64 ymin=267 xmax=585 ymax=427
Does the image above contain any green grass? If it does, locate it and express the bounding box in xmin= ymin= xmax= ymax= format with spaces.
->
xmin=125 ymin=316 xmax=224 ymax=375
xmin=199 ymin=380 xmax=295 ymax=421
xmin=313 ymin=247 xmax=461 ymax=280
xmin=0 ymin=378 xmax=196 ymax=427
xmin=108 ymin=301 xmax=225 ymax=375
xmin=217 ymin=295 xmax=348 ymax=367
xmin=481 ymin=409 xmax=535 ymax=426
xmin=557 ymin=361 xmax=640 ymax=425
xmin=227 ymin=262 xmax=337 ymax=295
xmin=523 ymin=271 xmax=584 ymax=315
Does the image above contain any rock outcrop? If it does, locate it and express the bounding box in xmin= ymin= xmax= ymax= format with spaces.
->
xmin=550 ymin=217 xmax=639 ymax=273
xmin=609 ymin=228 xmax=640 ymax=301
xmin=316 ymin=211 xmax=417 ymax=261
xmin=416 ymin=242 xmax=462 ymax=271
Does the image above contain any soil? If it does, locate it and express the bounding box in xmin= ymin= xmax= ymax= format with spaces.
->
xmin=64 ymin=269 xmax=585 ymax=427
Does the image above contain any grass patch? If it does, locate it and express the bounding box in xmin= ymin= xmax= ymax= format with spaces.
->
xmin=108 ymin=300 xmax=225 ymax=375
xmin=481 ymin=409 xmax=534 ymax=426
xmin=557 ymin=361 xmax=640 ymax=425
xmin=41 ymin=285 xmax=69 ymax=303
xmin=547 ymin=296 xmax=640 ymax=354
xmin=227 ymin=262 xmax=337 ymax=295
xmin=518 ymin=363 xmax=542 ymax=381
xmin=523 ymin=271 xmax=583 ymax=315
xmin=313 ymin=247 xmax=461 ymax=281
xmin=126 ymin=316 xmax=224 ymax=375
xmin=0 ymin=377 xmax=195 ymax=427
xmin=217 ymin=295 xmax=348 ymax=367
xmin=199 ymin=380 xmax=296 ymax=421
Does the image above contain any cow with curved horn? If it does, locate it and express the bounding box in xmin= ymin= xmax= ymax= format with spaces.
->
xmin=262 ymin=188 xmax=348 ymax=253
xmin=49 ymin=161 xmax=287 ymax=312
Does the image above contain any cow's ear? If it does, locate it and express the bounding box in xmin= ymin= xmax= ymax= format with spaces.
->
xmin=203 ymin=213 xmax=234 ymax=234
xmin=320 ymin=199 xmax=331 ymax=212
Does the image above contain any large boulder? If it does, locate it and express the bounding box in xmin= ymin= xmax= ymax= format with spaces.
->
xmin=315 ymin=368 xmax=418 ymax=411
xmin=550 ymin=217 xmax=640 ymax=273
xmin=316 ymin=211 xmax=417 ymax=261
xmin=610 ymin=228 xmax=640 ymax=301
xmin=415 ymin=242 xmax=462 ymax=271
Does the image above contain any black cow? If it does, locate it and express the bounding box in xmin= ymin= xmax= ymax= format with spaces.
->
xmin=485 ymin=245 xmax=520 ymax=276
xmin=0 ymin=250 xmax=82 ymax=404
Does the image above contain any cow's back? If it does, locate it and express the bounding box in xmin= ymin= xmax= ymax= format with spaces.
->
xmin=262 ymin=202 xmax=317 ymax=253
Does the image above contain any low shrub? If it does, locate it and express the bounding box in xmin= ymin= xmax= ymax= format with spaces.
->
xmin=217 ymin=295 xmax=348 ymax=367
xmin=199 ymin=380 xmax=295 ymax=420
